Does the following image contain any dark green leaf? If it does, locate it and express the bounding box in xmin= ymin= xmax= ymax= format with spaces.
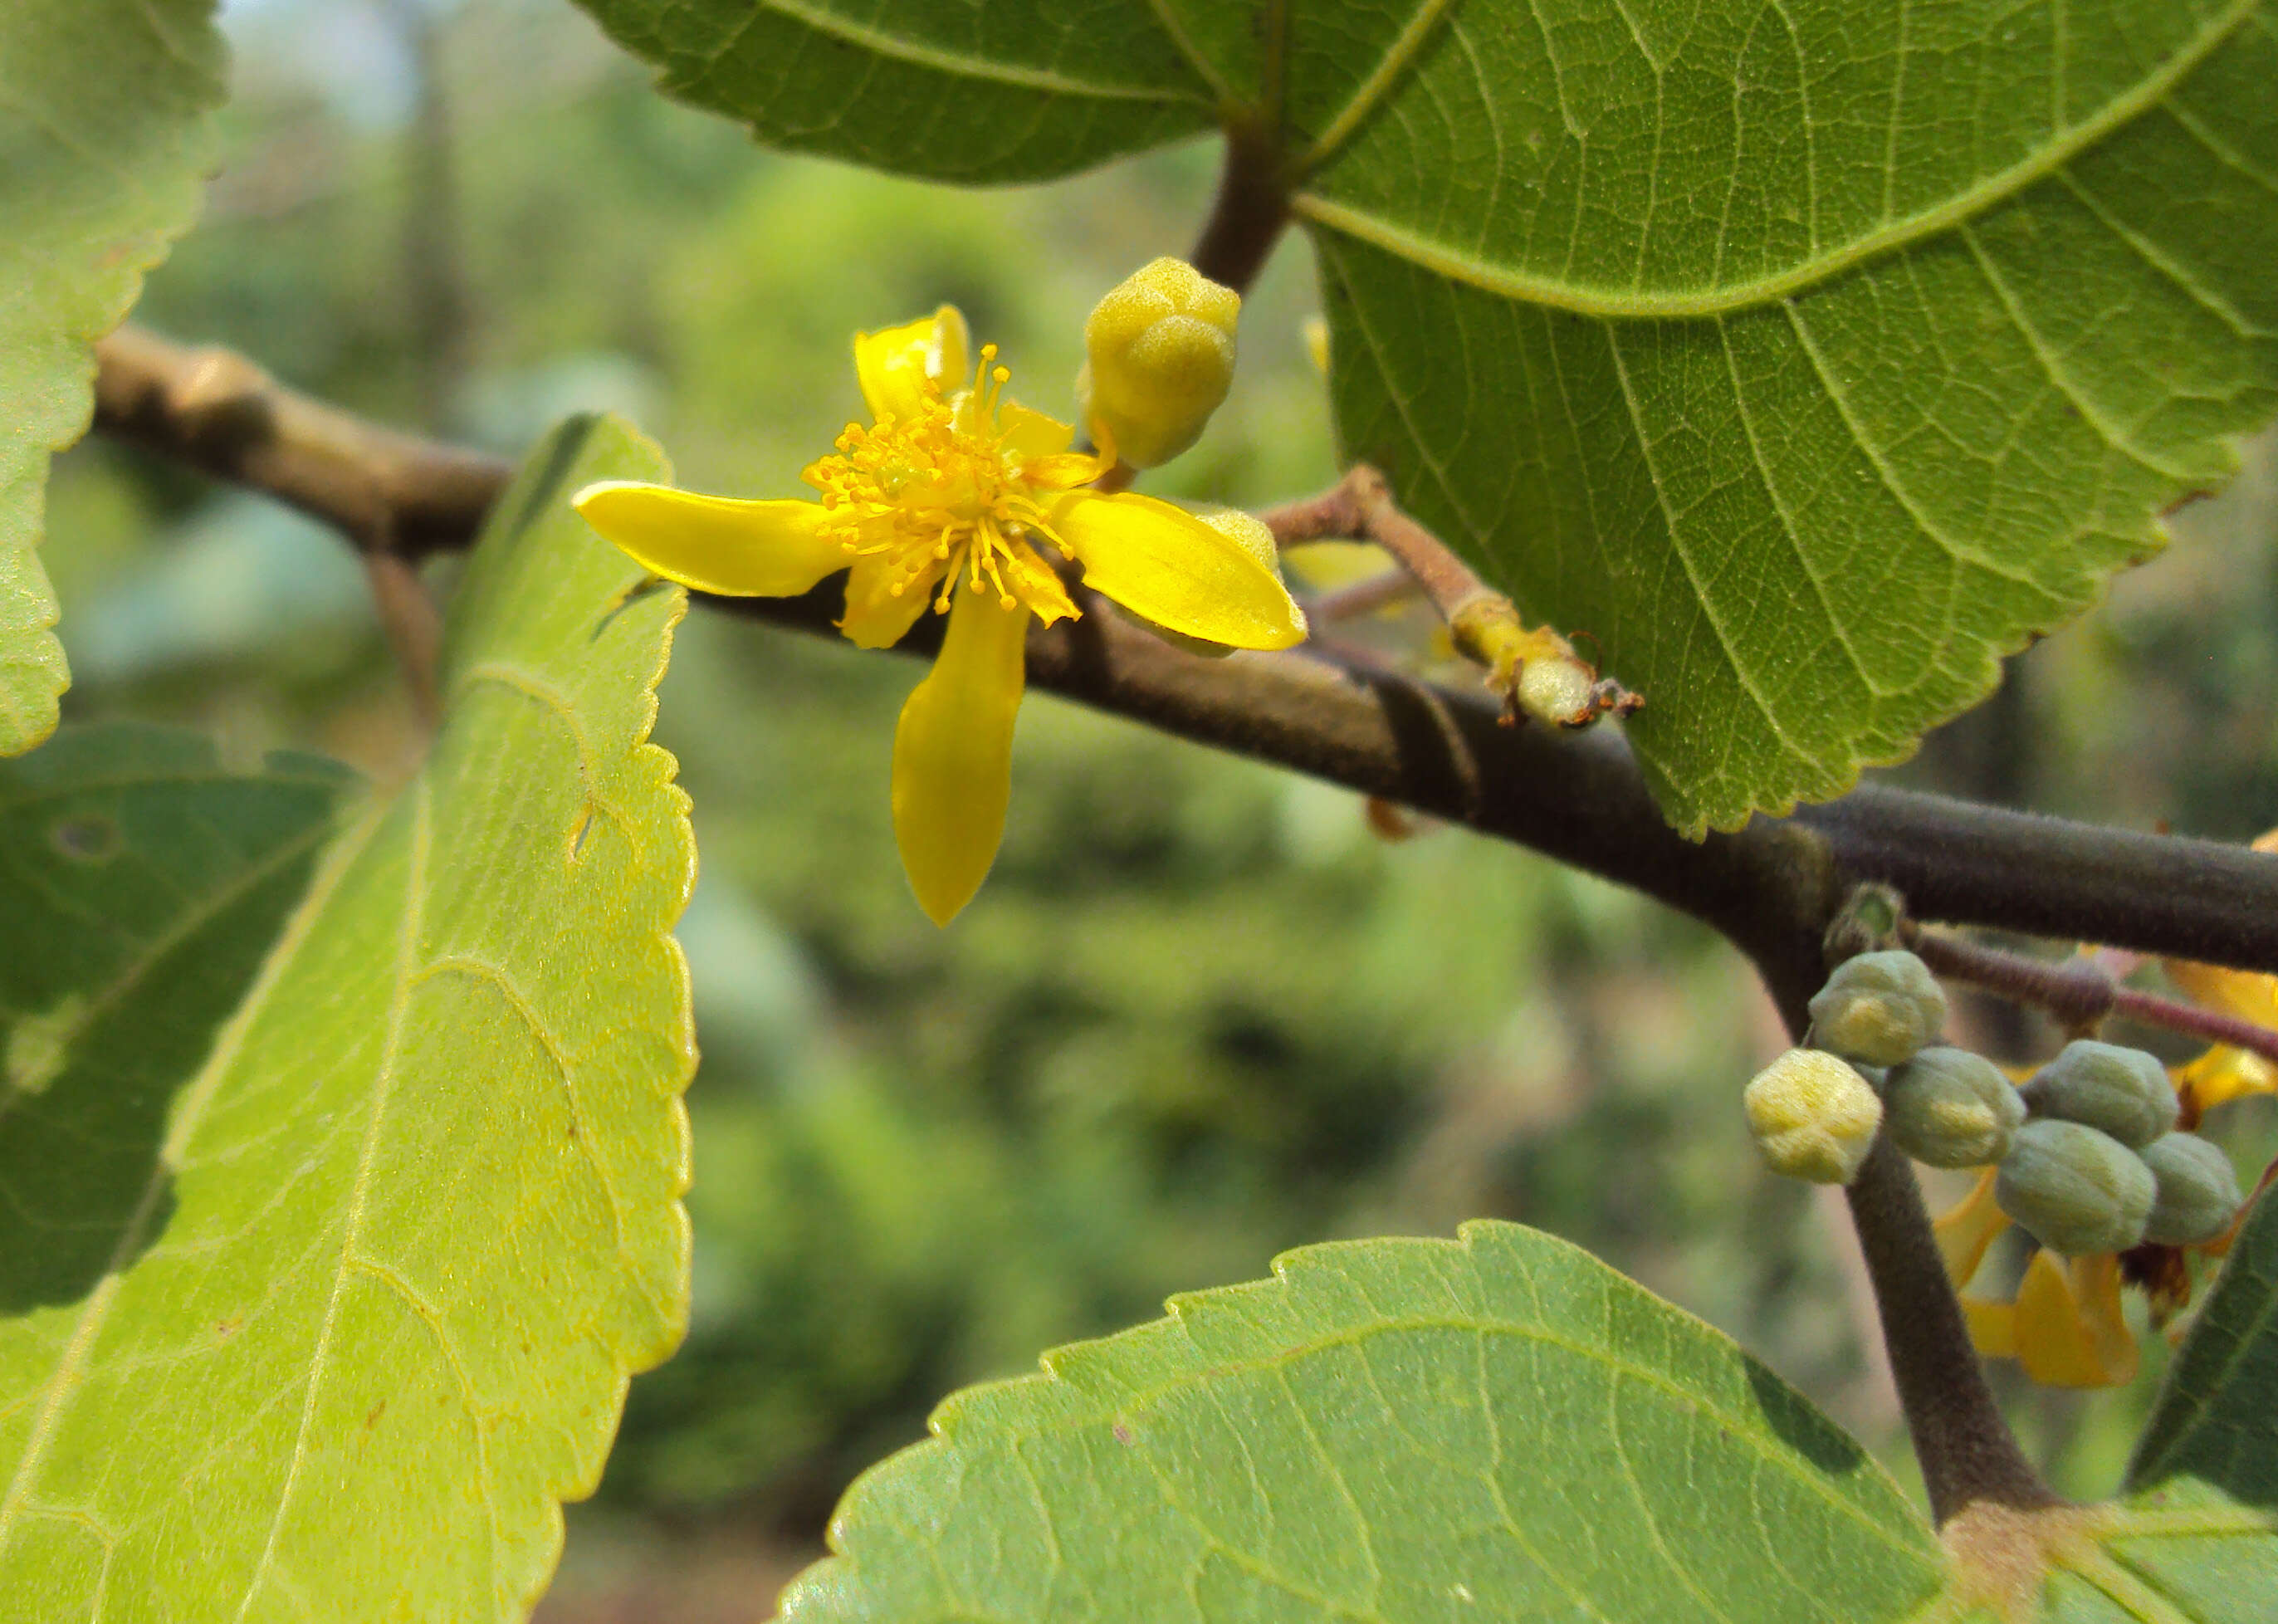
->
xmin=570 ymin=0 xmax=1216 ymax=182
xmin=576 ymin=0 xmax=2278 ymax=829
xmin=2129 ymin=1176 xmax=2278 ymax=1503
xmin=0 ymin=726 xmax=356 ymax=1312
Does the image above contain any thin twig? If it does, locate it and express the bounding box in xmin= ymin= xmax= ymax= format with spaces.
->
xmin=1909 ymin=929 xmax=2278 ymax=1069
xmin=1262 ymin=464 xmax=1640 ymax=726
xmin=1843 ymin=1137 xmax=2064 ymax=1520
xmin=1302 ymin=568 xmax=1419 ymax=623
xmin=361 ymin=552 xmax=443 ymax=727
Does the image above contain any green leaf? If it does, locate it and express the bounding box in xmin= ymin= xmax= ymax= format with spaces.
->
xmin=0 ymin=0 xmax=228 ymax=757
xmin=0 ymin=724 xmax=357 ymax=1314
xmin=0 ymin=415 xmax=697 ymax=1620
xmin=2129 ymin=1172 xmax=2278 ymax=1504
xmin=778 ymin=1219 xmax=1943 ymax=1624
xmin=1309 ymin=0 xmax=2278 ymax=830
xmin=568 ymin=0 xmax=1217 ymax=182
xmin=576 ymin=0 xmax=2278 ymax=830
xmin=1875 ymin=1190 xmax=2278 ymax=1624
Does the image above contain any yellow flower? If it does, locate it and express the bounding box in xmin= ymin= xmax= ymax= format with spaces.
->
xmin=2160 ymin=827 xmax=2278 ymax=1118
xmin=573 ymin=305 xmax=1308 ymax=924
xmin=1935 ymin=1168 xmax=2139 ymax=1387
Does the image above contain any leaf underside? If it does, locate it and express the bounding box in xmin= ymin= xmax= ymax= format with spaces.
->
xmin=572 ymin=0 xmax=2278 ymax=831
xmin=777 ymin=1220 xmax=1946 ymax=1624
xmin=0 ymin=415 xmax=697 ymax=1621
xmin=0 ymin=0 xmax=229 ymax=757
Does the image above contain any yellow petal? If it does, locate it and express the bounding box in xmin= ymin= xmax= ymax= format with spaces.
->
xmin=2163 ymin=956 xmax=2278 ymax=1025
xmin=1933 ymin=1167 xmax=2012 ymax=1289
xmin=841 ymin=556 xmax=941 ymax=650
xmin=2014 ymin=1249 xmax=2138 ymax=1388
xmin=2174 ymin=1047 xmax=2278 ymax=1118
xmin=996 ymin=401 xmax=1074 ymax=462
xmin=855 ymin=305 xmax=970 ymax=424
xmin=1961 ymin=1297 xmax=2017 ymax=1358
xmin=892 ymin=585 xmax=1028 ymax=926
xmin=2072 ymin=1252 xmax=2139 ymax=1385
xmin=573 ymin=482 xmax=844 ymax=598
xmin=1044 ymin=490 xmax=1307 ymax=651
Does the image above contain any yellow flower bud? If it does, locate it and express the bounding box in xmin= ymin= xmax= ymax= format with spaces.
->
xmin=1743 ymin=1049 xmax=1884 ymax=1185
xmin=1079 ymin=257 xmax=1239 ymax=468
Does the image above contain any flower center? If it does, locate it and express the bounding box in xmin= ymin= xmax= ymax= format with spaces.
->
xmin=804 ymin=345 xmax=1052 ymax=612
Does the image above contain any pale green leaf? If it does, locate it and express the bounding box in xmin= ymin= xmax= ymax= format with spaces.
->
xmin=778 ymin=1219 xmax=1943 ymax=1624
xmin=0 ymin=414 xmax=696 ymax=1621
xmin=574 ymin=0 xmax=2278 ymax=830
xmin=0 ymin=0 xmax=228 ymax=756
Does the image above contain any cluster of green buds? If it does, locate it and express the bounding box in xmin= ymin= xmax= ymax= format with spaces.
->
xmin=2001 ymin=1043 xmax=2240 ymax=1254
xmin=1743 ymin=953 xmax=2246 ymax=1253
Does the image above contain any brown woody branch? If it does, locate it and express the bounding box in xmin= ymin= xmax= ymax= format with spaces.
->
xmin=91 ymin=319 xmax=2278 ymax=1525
xmin=88 ymin=324 xmax=2278 ymax=979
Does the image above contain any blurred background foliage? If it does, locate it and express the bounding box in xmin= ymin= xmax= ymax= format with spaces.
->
xmin=44 ymin=0 xmax=2278 ymax=1615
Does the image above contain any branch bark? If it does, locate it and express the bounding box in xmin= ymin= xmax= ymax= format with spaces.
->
xmin=94 ymin=321 xmax=2278 ymax=1527
xmin=89 ymin=325 xmax=2278 ymax=979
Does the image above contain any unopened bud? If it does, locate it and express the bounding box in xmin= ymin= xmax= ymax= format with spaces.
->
xmin=1807 ymin=951 xmax=1947 ymax=1066
xmin=1079 ymin=257 xmax=1239 ymax=468
xmin=1743 ymin=1049 xmax=1884 ymax=1185
xmin=1997 ymin=1118 xmax=2156 ymax=1255
xmin=2139 ymin=1132 xmax=2243 ymax=1246
xmin=1518 ymin=655 xmax=1598 ymax=728
xmin=1884 ymin=1047 xmax=2026 ymax=1168
xmin=2022 ymin=1040 xmax=2178 ymax=1149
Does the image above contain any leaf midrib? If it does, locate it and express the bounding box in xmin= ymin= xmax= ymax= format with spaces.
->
xmin=1292 ymin=0 xmax=2261 ymax=320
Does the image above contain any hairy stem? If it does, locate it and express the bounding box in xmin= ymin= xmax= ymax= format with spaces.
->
xmin=1186 ymin=120 xmax=1289 ymax=296
xmin=1848 ymin=1141 xmax=2064 ymax=1521
xmin=1909 ymin=930 xmax=2278 ymax=1069
xmin=1262 ymin=464 xmax=1639 ymax=726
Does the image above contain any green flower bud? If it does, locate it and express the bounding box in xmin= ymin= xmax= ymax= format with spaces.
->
xmin=1884 ymin=1046 xmax=2027 ymax=1168
xmin=2139 ymin=1132 xmax=2243 ymax=1246
xmin=1996 ymin=1118 xmax=2156 ymax=1255
xmin=1743 ymin=1049 xmax=1884 ymax=1185
xmin=1078 ymin=257 xmax=1239 ymax=468
xmin=2022 ymin=1040 xmax=2179 ymax=1149
xmin=1807 ymin=951 xmax=1948 ymax=1066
